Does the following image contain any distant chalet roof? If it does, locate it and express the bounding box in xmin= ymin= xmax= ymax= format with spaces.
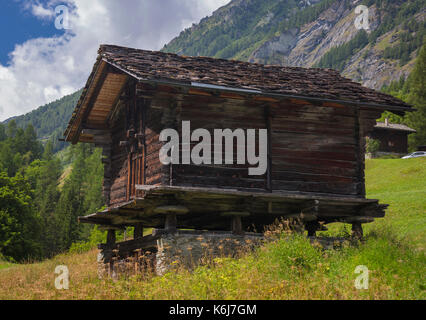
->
xmin=99 ymin=44 xmax=410 ymax=109
xmin=64 ymin=44 xmax=412 ymax=142
xmin=375 ymin=122 xmax=416 ymax=133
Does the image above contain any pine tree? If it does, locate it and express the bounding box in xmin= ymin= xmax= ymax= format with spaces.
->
xmin=83 ymin=147 xmax=105 ymax=216
xmin=34 ymin=141 xmax=63 ymax=256
xmin=0 ymin=124 xmax=5 ymax=142
xmin=23 ymin=124 xmax=43 ymax=162
xmin=56 ymin=144 xmax=92 ymax=248
xmin=6 ymin=120 xmax=17 ymax=139
xmin=0 ymin=172 xmax=42 ymax=262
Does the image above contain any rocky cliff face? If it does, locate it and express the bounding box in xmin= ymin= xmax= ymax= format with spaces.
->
xmin=250 ymin=1 xmax=356 ymax=66
xmin=249 ymin=1 xmax=424 ymax=90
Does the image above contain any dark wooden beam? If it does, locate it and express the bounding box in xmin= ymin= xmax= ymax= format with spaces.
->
xmin=141 ymin=98 xmax=150 ymax=186
xmin=99 ymin=233 xmax=161 ymax=254
xmin=82 ymin=123 xmax=109 ymax=131
xmin=81 ymin=129 xmax=109 ymax=135
xmin=79 ymin=186 xmax=387 ymax=231
xmin=264 ymin=105 xmax=272 ymax=192
xmin=355 ymin=108 xmax=366 ymax=197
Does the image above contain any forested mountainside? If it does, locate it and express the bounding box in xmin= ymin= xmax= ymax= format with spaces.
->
xmin=2 ymin=90 xmax=82 ymax=153
xmin=163 ymin=0 xmax=425 ymax=90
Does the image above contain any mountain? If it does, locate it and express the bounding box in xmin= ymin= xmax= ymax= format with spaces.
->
xmin=2 ymin=90 xmax=82 ymax=153
xmin=163 ymin=0 xmax=425 ymax=90
xmin=3 ymin=0 xmax=424 ymax=152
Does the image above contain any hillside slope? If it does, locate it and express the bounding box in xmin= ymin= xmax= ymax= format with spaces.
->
xmin=163 ymin=0 xmax=425 ymax=90
xmin=0 ymin=158 xmax=424 ymax=300
xmin=2 ymin=90 xmax=82 ymax=153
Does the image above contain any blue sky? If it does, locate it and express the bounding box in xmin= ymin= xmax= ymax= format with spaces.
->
xmin=0 ymin=0 xmax=230 ymax=121
xmin=0 ymin=1 xmax=65 ymax=65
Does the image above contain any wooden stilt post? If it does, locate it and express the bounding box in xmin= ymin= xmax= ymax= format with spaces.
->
xmin=134 ymin=249 xmax=142 ymax=274
xmin=134 ymin=223 xmax=144 ymax=240
xmin=305 ymin=222 xmax=317 ymax=237
xmin=106 ymin=230 xmax=116 ymax=278
xmin=153 ymin=205 xmax=189 ymax=235
xmin=165 ymin=214 xmax=177 ymax=234
xmin=106 ymin=229 xmax=116 ymax=246
xmin=232 ymin=216 xmax=243 ymax=235
xmin=301 ymin=199 xmax=320 ymax=236
xmin=352 ymin=222 xmax=363 ymax=239
xmin=221 ymin=212 xmax=250 ymax=235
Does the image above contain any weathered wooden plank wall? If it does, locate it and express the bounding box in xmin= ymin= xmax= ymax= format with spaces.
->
xmin=109 ymin=105 xmax=128 ymax=205
xmin=270 ymin=101 xmax=359 ymax=195
xmin=144 ymin=100 xmax=170 ymax=187
xmin=173 ymin=95 xmax=268 ymax=191
xmin=105 ymin=82 xmax=384 ymax=208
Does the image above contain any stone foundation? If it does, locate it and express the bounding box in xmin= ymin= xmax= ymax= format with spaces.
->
xmin=97 ymin=229 xmax=264 ymax=279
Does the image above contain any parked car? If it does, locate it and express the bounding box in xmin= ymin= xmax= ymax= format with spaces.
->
xmin=401 ymin=151 xmax=426 ymax=159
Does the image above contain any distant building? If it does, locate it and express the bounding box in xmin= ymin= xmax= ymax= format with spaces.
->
xmin=368 ymin=119 xmax=416 ymax=155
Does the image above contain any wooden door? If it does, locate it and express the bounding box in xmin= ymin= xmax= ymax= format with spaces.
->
xmin=126 ymin=90 xmax=147 ymax=201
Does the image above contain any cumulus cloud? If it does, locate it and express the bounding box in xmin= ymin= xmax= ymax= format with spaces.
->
xmin=0 ymin=0 xmax=230 ymax=121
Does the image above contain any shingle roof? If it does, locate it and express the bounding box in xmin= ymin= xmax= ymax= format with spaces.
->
xmin=375 ymin=122 xmax=416 ymax=133
xmin=98 ymin=44 xmax=411 ymax=110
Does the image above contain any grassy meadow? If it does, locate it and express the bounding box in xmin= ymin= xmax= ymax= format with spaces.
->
xmin=0 ymin=158 xmax=424 ymax=300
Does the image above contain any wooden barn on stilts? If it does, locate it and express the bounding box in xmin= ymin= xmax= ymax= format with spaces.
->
xmin=63 ymin=45 xmax=412 ymax=276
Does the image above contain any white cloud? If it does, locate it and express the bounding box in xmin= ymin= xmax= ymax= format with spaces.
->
xmin=31 ymin=4 xmax=55 ymax=18
xmin=0 ymin=0 xmax=230 ymax=121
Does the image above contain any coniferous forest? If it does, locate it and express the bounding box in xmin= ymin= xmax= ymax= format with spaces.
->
xmin=380 ymin=44 xmax=426 ymax=149
xmin=0 ymin=125 xmax=104 ymax=262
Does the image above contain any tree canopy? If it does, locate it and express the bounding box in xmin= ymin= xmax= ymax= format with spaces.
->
xmin=0 ymin=122 xmax=104 ymax=262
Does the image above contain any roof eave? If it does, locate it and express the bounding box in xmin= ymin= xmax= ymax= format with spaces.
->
xmin=102 ymin=57 xmax=411 ymax=114
xmin=64 ymin=57 xmax=106 ymax=143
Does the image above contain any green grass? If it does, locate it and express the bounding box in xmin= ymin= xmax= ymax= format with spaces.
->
xmin=321 ymin=158 xmax=425 ymax=248
xmin=364 ymin=158 xmax=425 ymax=247
xmin=0 ymin=257 xmax=13 ymax=271
xmin=0 ymin=158 xmax=425 ymax=299
xmin=0 ymin=263 xmax=13 ymax=271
